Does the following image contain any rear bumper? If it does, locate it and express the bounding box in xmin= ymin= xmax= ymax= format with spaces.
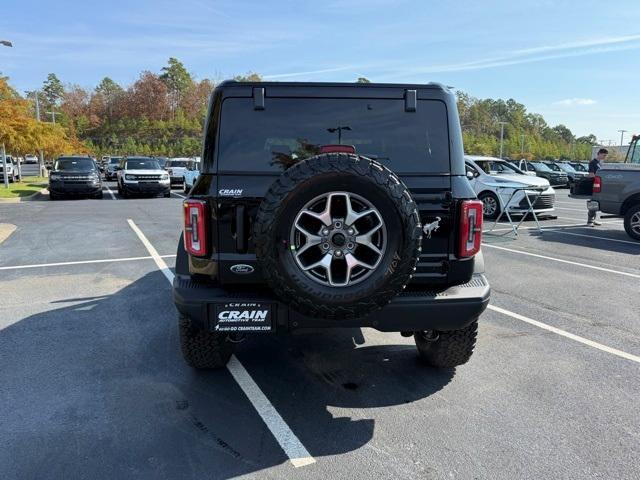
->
xmin=173 ymin=274 xmax=490 ymax=333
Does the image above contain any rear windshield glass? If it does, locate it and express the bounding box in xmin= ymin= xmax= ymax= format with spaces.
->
xmin=125 ymin=159 xmax=160 ymax=170
xmin=217 ymin=98 xmax=450 ymax=173
xmin=109 ymin=158 xmax=121 ymax=164
xmin=168 ymin=160 xmax=189 ymax=168
xmin=55 ymin=158 xmax=95 ymax=171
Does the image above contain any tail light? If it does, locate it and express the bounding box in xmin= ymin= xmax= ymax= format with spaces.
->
xmin=183 ymin=199 xmax=208 ymax=256
xmin=458 ymin=200 xmax=483 ymax=258
xmin=593 ymin=175 xmax=602 ymax=193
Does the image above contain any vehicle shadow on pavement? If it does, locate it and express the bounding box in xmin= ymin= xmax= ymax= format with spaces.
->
xmin=535 ymin=226 xmax=640 ymax=255
xmin=0 ymin=271 xmax=454 ymax=479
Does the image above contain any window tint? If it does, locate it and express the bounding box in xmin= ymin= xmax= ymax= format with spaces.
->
xmin=217 ymin=98 xmax=450 ymax=173
xmin=54 ymin=158 xmax=95 ymax=171
xmin=475 ymin=160 xmax=522 ymax=175
xmin=558 ymin=163 xmax=575 ymax=173
xmin=531 ymin=162 xmax=552 ymax=172
xmin=168 ymin=160 xmax=190 ymax=168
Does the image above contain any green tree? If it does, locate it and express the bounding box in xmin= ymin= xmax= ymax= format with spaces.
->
xmin=233 ymin=72 xmax=262 ymax=82
xmin=160 ymin=58 xmax=193 ymax=115
xmin=95 ymin=77 xmax=123 ymax=119
xmin=356 ymin=77 xmax=371 ymax=83
xmin=42 ymin=73 xmax=64 ymax=108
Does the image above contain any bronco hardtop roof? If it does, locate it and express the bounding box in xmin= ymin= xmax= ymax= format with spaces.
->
xmin=214 ymin=80 xmax=451 ymax=99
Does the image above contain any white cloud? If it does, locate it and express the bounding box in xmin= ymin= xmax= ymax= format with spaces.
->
xmin=553 ymin=98 xmax=597 ymax=106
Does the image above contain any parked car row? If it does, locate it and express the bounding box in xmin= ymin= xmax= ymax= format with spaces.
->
xmin=99 ymin=155 xmax=200 ymax=193
xmin=465 ymin=156 xmax=556 ymax=219
xmin=47 ymin=155 xmax=172 ymax=200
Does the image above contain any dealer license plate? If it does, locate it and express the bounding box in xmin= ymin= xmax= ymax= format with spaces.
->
xmin=212 ymin=303 xmax=274 ymax=332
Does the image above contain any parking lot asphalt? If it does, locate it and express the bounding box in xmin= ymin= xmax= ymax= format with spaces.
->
xmin=1 ymin=183 xmax=639 ymax=480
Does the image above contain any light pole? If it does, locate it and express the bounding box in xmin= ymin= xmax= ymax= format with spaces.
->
xmin=1 ymin=41 xmax=12 ymax=187
xmin=498 ymin=121 xmax=507 ymax=159
xmin=618 ymin=129 xmax=627 ymax=156
xmin=47 ymin=109 xmax=58 ymax=124
xmin=2 ymin=144 xmax=8 ymax=189
xmin=327 ymin=126 xmax=352 ymax=144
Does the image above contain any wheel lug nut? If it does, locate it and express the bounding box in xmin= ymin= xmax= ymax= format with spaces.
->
xmin=335 ymin=250 xmax=343 ymax=257
xmin=321 ymin=228 xmax=330 ymax=235
xmin=347 ymin=228 xmax=354 ymax=235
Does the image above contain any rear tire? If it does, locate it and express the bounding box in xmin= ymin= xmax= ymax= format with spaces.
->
xmin=478 ymin=191 xmax=501 ymax=219
xmin=414 ymin=320 xmax=478 ymax=367
xmin=623 ymin=204 xmax=640 ymax=241
xmin=178 ymin=315 xmax=234 ymax=369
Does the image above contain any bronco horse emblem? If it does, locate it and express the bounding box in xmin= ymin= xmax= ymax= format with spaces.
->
xmin=422 ymin=217 xmax=441 ymax=239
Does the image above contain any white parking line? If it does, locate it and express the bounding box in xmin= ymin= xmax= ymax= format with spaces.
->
xmin=555 ymin=206 xmax=586 ymax=212
xmin=0 ymin=254 xmax=177 ymax=271
xmin=488 ymin=305 xmax=640 ymax=364
xmin=126 ymin=219 xmax=315 ymax=468
xmin=171 ymin=191 xmax=186 ymax=199
xmin=482 ymin=243 xmax=640 ymax=278
xmin=226 ymin=356 xmax=316 ymax=468
xmin=127 ymin=220 xmax=175 ymax=283
xmin=104 ymin=184 xmax=116 ymax=200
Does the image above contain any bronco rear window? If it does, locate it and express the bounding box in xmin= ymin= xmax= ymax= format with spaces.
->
xmin=217 ymin=97 xmax=449 ymax=174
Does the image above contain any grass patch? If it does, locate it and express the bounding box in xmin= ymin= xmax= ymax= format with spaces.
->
xmin=0 ymin=176 xmax=48 ymax=199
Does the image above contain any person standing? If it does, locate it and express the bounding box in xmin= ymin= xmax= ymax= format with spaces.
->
xmin=587 ymin=148 xmax=608 ymax=226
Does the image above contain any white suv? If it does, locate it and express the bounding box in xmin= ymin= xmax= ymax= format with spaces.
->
xmin=465 ymin=156 xmax=555 ymax=219
xmin=116 ymin=157 xmax=170 ymax=198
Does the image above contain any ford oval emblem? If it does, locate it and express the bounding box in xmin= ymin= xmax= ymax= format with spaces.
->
xmin=230 ymin=264 xmax=254 ymax=275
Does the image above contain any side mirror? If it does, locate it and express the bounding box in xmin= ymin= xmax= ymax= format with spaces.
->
xmin=466 ymin=170 xmax=475 ymax=180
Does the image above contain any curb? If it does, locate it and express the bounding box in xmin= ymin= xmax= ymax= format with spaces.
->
xmin=0 ymin=188 xmax=48 ymax=203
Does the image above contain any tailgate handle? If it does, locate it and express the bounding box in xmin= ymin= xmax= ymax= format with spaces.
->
xmin=235 ymin=205 xmax=247 ymax=252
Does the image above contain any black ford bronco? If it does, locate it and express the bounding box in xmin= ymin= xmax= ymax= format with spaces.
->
xmin=173 ymin=81 xmax=490 ymax=369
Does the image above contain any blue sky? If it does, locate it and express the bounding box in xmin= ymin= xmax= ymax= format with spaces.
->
xmin=1 ymin=0 xmax=639 ymax=142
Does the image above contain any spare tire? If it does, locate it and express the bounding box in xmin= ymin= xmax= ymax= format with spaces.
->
xmin=253 ymin=153 xmax=422 ymax=319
